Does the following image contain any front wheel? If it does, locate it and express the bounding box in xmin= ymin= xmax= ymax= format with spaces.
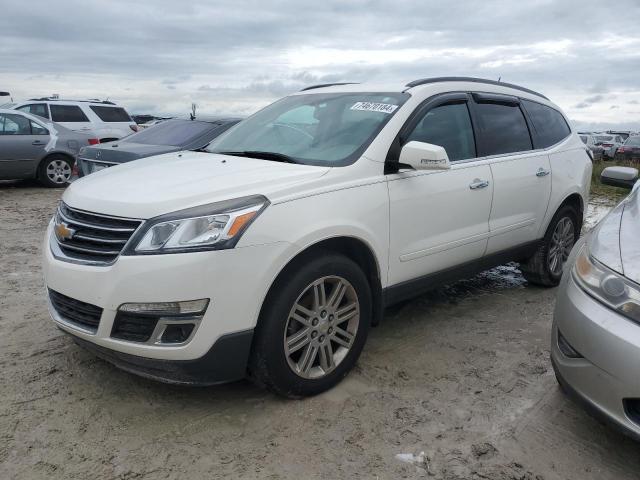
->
xmin=249 ymin=253 xmax=371 ymax=397
xmin=520 ymin=205 xmax=579 ymax=287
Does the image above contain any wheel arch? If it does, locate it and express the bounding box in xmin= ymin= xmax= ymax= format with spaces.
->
xmin=556 ymin=192 xmax=584 ymax=232
xmin=260 ymin=236 xmax=384 ymax=327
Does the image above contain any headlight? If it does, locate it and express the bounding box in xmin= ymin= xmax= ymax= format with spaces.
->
xmin=125 ymin=195 xmax=269 ymax=255
xmin=573 ymin=243 xmax=640 ymax=323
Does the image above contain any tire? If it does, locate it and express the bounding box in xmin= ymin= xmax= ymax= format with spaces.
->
xmin=520 ymin=205 xmax=579 ymax=287
xmin=249 ymin=252 xmax=372 ymax=398
xmin=38 ymin=155 xmax=73 ymax=188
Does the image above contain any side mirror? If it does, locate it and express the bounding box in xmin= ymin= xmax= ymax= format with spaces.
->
xmin=601 ymin=166 xmax=639 ymax=190
xmin=399 ymin=141 xmax=451 ymax=171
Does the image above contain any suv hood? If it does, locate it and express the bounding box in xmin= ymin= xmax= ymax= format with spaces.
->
xmin=590 ymin=185 xmax=640 ymax=284
xmin=64 ymin=151 xmax=330 ymax=218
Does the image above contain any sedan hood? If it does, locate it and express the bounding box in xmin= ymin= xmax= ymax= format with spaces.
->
xmin=590 ymin=185 xmax=640 ymax=283
xmin=64 ymin=151 xmax=330 ymax=218
xmin=82 ymin=142 xmax=181 ymax=163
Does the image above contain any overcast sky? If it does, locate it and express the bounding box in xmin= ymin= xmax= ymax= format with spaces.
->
xmin=1 ymin=0 xmax=639 ymax=130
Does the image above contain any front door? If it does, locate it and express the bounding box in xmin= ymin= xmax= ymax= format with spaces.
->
xmin=387 ymin=98 xmax=493 ymax=286
xmin=0 ymin=113 xmax=48 ymax=179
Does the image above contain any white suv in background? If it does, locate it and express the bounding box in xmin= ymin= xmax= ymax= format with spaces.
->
xmin=10 ymin=98 xmax=137 ymax=143
xmin=43 ymin=77 xmax=592 ymax=397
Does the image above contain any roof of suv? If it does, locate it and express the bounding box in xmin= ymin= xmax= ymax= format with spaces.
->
xmin=26 ymin=97 xmax=117 ymax=105
xmin=296 ymin=76 xmax=549 ymax=101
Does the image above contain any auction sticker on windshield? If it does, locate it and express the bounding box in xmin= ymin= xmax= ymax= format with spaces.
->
xmin=350 ymin=102 xmax=398 ymax=114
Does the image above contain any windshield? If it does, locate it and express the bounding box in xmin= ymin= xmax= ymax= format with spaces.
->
xmin=127 ymin=119 xmax=217 ymax=146
xmin=206 ymin=92 xmax=410 ymax=166
xmin=625 ymin=136 xmax=640 ymax=146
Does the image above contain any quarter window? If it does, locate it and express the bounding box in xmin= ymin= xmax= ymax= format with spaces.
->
xmin=89 ymin=106 xmax=132 ymax=122
xmin=522 ymin=100 xmax=571 ymax=148
xmin=406 ymin=102 xmax=476 ymax=161
xmin=50 ymin=105 xmax=89 ymax=123
xmin=474 ymin=102 xmax=532 ymax=156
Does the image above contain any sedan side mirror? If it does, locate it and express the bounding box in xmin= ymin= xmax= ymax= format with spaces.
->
xmin=399 ymin=141 xmax=451 ymax=171
xmin=601 ymin=166 xmax=639 ymax=190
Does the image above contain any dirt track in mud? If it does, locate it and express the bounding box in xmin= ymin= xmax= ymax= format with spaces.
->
xmin=1 ymin=182 xmax=639 ymax=479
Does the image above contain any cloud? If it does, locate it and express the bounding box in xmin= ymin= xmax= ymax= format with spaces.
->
xmin=0 ymin=0 xmax=638 ymax=130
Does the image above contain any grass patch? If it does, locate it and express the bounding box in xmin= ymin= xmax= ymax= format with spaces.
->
xmin=590 ymin=159 xmax=635 ymax=201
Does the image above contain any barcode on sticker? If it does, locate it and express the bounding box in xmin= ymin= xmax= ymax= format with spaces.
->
xmin=350 ymin=102 xmax=398 ymax=114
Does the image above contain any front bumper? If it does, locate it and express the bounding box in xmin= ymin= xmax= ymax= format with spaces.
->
xmin=43 ymin=221 xmax=290 ymax=368
xmin=552 ymin=273 xmax=640 ymax=441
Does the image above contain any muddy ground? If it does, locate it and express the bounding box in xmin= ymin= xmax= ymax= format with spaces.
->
xmin=1 ymin=182 xmax=639 ymax=479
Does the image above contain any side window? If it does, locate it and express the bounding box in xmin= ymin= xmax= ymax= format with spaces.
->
xmin=522 ymin=100 xmax=570 ymax=148
xmin=50 ymin=105 xmax=89 ymax=122
xmin=0 ymin=114 xmax=33 ymax=135
xmin=17 ymin=103 xmax=50 ymax=119
xmin=473 ymin=101 xmax=532 ymax=156
xmin=31 ymin=121 xmax=49 ymax=135
xmin=406 ymin=102 xmax=476 ymax=161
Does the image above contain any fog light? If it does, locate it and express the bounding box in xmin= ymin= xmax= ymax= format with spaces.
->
xmin=113 ymin=299 xmax=209 ymax=345
xmin=161 ymin=324 xmax=195 ymax=343
xmin=558 ymin=330 xmax=583 ymax=358
xmin=119 ymin=299 xmax=209 ymax=315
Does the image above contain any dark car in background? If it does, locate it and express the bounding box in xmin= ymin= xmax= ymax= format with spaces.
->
xmin=616 ymin=136 xmax=640 ymax=161
xmin=77 ymin=117 xmax=241 ymax=176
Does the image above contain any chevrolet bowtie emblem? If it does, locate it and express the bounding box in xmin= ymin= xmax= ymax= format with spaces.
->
xmin=55 ymin=222 xmax=75 ymax=241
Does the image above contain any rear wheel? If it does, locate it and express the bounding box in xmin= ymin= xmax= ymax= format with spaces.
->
xmin=249 ymin=253 xmax=371 ymax=397
xmin=38 ymin=155 xmax=73 ymax=188
xmin=520 ymin=205 xmax=579 ymax=287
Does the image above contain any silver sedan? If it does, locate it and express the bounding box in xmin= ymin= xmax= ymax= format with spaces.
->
xmin=552 ymin=166 xmax=640 ymax=440
xmin=0 ymin=108 xmax=93 ymax=187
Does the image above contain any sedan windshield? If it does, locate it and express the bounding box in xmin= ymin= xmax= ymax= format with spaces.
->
xmin=206 ymin=92 xmax=410 ymax=166
xmin=625 ymin=136 xmax=640 ymax=146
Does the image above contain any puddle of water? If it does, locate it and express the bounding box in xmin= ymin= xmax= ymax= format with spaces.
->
xmin=584 ymin=195 xmax=616 ymax=232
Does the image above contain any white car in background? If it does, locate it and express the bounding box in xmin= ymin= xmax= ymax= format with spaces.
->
xmin=593 ymin=134 xmax=624 ymax=159
xmin=43 ymin=77 xmax=592 ymax=397
xmin=8 ymin=98 xmax=138 ymax=143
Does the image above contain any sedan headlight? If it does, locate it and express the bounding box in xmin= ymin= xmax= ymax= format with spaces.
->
xmin=573 ymin=244 xmax=640 ymax=323
xmin=125 ymin=195 xmax=269 ymax=254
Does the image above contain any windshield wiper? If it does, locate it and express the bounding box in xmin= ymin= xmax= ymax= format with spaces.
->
xmin=218 ymin=150 xmax=301 ymax=164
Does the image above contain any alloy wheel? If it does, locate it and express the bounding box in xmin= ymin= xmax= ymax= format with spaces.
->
xmin=46 ymin=160 xmax=72 ymax=184
xmin=548 ymin=217 xmax=575 ymax=275
xmin=284 ymin=276 xmax=360 ymax=379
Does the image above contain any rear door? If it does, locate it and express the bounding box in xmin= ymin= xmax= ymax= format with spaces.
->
xmin=0 ymin=113 xmax=49 ymax=178
xmin=469 ymin=93 xmax=552 ymax=254
xmin=387 ymin=94 xmax=494 ymax=286
xmin=49 ymin=104 xmax=93 ymax=133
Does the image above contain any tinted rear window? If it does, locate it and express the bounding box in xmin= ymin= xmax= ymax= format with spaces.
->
xmin=522 ymin=100 xmax=571 ymax=148
xmin=90 ymin=105 xmax=132 ymax=122
xmin=126 ymin=120 xmax=220 ymax=146
xmin=50 ymin=105 xmax=89 ymax=122
xmin=474 ymin=102 xmax=532 ymax=156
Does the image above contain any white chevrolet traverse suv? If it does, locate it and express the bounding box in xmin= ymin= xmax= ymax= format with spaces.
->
xmin=43 ymin=77 xmax=592 ymax=397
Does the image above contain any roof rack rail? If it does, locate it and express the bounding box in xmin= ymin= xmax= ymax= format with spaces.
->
xmin=27 ymin=97 xmax=116 ymax=105
xmin=300 ymin=82 xmax=359 ymax=92
xmin=405 ymin=77 xmax=548 ymax=100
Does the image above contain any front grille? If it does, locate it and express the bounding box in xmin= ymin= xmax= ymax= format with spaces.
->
xmin=54 ymin=203 xmax=143 ymax=264
xmin=111 ymin=312 xmax=159 ymax=342
xmin=49 ymin=289 xmax=103 ymax=333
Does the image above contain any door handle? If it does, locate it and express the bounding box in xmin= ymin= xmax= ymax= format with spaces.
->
xmin=32 ymin=140 xmax=44 ymax=145
xmin=536 ymin=168 xmax=551 ymax=177
xmin=469 ymin=179 xmax=490 ymax=190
